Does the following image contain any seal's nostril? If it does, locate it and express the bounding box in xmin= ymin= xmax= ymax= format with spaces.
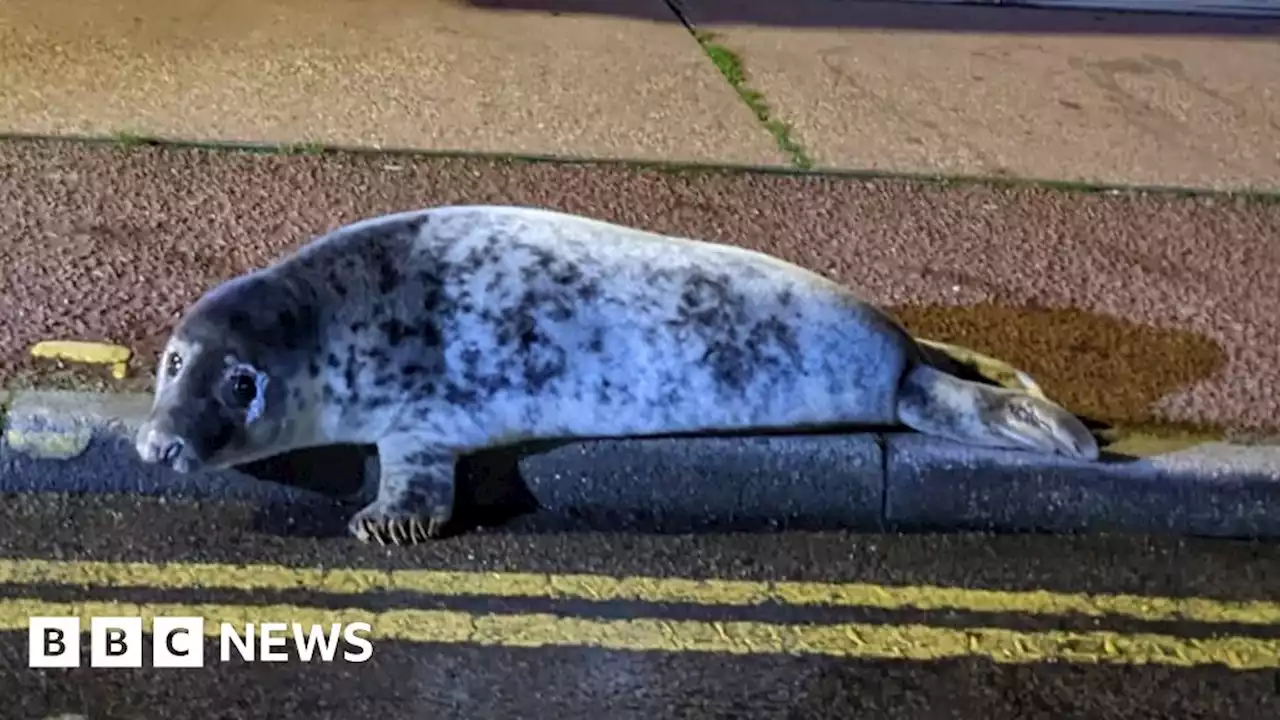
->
xmin=160 ymin=438 xmax=184 ymax=466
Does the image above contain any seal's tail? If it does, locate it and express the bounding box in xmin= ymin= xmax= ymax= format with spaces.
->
xmin=895 ymin=364 xmax=1100 ymax=461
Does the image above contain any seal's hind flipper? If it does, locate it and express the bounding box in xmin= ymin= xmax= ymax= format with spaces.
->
xmin=987 ymin=391 xmax=1100 ymax=460
xmin=896 ymin=364 xmax=1099 ymax=461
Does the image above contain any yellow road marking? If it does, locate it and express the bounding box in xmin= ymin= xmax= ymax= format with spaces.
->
xmin=2 ymin=599 xmax=1276 ymax=669
xmin=2 ymin=559 xmax=1277 ymax=626
xmin=29 ymin=340 xmax=131 ymax=379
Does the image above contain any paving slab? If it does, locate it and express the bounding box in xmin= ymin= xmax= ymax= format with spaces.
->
xmin=0 ymin=0 xmax=784 ymax=165
xmin=677 ymin=0 xmax=1280 ymax=190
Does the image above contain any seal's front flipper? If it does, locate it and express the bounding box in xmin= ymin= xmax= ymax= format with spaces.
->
xmin=896 ymin=364 xmax=1099 ymax=462
xmin=349 ymin=436 xmax=457 ymax=545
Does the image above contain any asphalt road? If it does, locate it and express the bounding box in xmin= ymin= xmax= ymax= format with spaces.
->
xmin=2 ymin=137 xmax=1279 ymax=433
xmin=2 ymin=492 xmax=1279 ymax=720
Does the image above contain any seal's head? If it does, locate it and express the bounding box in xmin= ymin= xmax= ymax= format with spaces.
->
xmin=135 ymin=273 xmax=319 ymax=473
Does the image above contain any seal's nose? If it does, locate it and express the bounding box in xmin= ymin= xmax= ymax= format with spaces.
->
xmin=159 ymin=437 xmax=185 ymax=466
xmin=136 ymin=424 xmax=188 ymax=469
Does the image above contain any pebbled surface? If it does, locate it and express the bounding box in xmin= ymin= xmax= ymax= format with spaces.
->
xmin=0 ymin=138 xmax=1278 ymax=433
xmin=2 ymin=493 xmax=1279 ymax=719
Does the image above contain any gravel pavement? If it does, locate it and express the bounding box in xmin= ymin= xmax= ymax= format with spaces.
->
xmin=1 ymin=138 xmax=1278 ymax=432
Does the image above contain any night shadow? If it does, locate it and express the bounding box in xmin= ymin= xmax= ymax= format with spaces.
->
xmin=888 ymin=302 xmax=1227 ymax=439
xmin=241 ymin=443 xmax=544 ymax=540
xmin=241 ymin=436 xmax=865 ymax=540
xmin=459 ymin=0 xmax=1280 ymax=37
xmin=237 ymin=435 xmax=897 ymax=540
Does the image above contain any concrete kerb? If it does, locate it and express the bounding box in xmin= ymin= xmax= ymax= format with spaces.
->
xmin=885 ymin=434 xmax=1280 ymax=538
xmin=0 ymin=390 xmax=331 ymax=505
xmin=3 ymin=388 xmax=1280 ymax=538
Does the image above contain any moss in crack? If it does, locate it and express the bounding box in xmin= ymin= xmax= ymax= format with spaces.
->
xmin=4 ymin=133 xmax=1276 ymax=203
xmin=281 ymin=140 xmax=329 ymax=156
xmin=109 ymin=130 xmax=161 ymax=149
xmin=694 ymin=30 xmax=812 ymax=170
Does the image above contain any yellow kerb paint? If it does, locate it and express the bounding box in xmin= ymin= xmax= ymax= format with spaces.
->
xmin=29 ymin=340 xmax=131 ymax=379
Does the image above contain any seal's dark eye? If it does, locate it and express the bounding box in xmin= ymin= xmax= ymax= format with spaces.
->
xmin=165 ymin=353 xmax=183 ymax=378
xmin=229 ymin=373 xmax=258 ymax=407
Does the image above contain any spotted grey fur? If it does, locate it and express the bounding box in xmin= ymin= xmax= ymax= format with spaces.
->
xmin=135 ymin=205 xmax=1099 ymax=544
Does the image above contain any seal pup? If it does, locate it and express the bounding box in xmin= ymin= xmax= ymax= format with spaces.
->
xmin=135 ymin=205 xmax=1098 ymax=544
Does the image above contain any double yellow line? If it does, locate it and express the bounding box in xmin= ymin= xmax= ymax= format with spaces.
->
xmin=2 ymin=559 xmax=1277 ymax=668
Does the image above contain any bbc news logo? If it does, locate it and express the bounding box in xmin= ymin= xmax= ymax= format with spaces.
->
xmin=28 ymin=616 xmax=374 ymax=668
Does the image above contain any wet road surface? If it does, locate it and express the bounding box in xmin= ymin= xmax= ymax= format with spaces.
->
xmin=1 ymin=494 xmax=1278 ymax=719
xmin=1 ymin=137 xmax=1279 ymax=433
